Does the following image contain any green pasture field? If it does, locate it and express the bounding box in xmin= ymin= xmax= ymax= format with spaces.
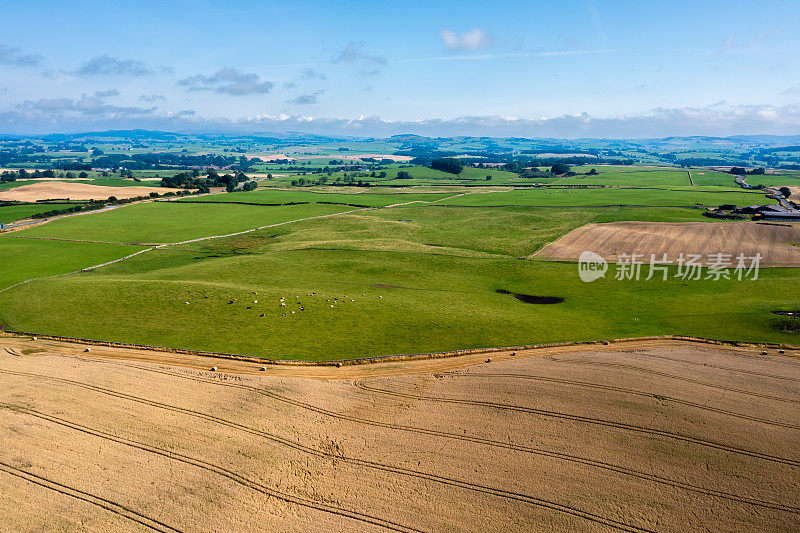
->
xmin=0 ymin=235 xmax=145 ymax=291
xmin=178 ymin=188 xmax=455 ymax=207
xmin=0 ymin=180 xmax=35 ymax=191
xmin=18 ymin=201 xmax=355 ymax=244
xmin=1 ymin=203 xmax=798 ymax=359
xmin=0 ymin=203 xmax=84 ymax=224
xmin=435 ymin=187 xmax=773 ymax=207
xmin=736 ymin=172 xmax=800 ymax=188
xmin=555 ymin=169 xmax=693 ymax=187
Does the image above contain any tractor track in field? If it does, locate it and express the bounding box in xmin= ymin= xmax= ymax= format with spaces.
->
xmin=629 ymin=351 xmax=800 ymax=383
xmin=557 ymin=359 xmax=800 ymax=404
xmin=0 ymin=460 xmax=183 ymax=533
xmin=12 ymin=357 xmax=800 ymax=514
xmin=352 ymin=381 xmax=800 ymax=467
xmin=1 ymin=405 xmax=421 ymax=533
xmin=435 ymin=372 xmax=800 ymax=430
xmin=0 ymin=373 xmax=653 ymax=532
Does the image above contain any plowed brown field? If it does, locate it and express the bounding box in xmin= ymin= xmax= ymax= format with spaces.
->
xmin=0 ymin=181 xmax=182 ymax=202
xmin=535 ymin=221 xmax=800 ymax=265
xmin=1 ymin=336 xmax=798 ymax=531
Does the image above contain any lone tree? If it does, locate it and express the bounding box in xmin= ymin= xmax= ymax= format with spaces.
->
xmin=779 ymin=186 xmax=792 ymax=198
xmin=431 ymin=158 xmax=464 ymax=175
xmin=551 ymin=163 xmax=571 ymax=175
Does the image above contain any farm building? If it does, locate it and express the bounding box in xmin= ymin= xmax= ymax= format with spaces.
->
xmin=761 ymin=211 xmax=800 ymax=221
xmin=735 ymin=204 xmax=790 ymax=215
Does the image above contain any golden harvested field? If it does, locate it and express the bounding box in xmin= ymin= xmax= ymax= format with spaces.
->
xmin=1 ymin=336 xmax=798 ymax=532
xmin=0 ymin=181 xmax=181 ymax=202
xmin=535 ymin=221 xmax=800 ymax=266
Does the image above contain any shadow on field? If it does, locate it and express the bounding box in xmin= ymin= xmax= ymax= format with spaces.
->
xmin=495 ymin=289 xmax=564 ymax=304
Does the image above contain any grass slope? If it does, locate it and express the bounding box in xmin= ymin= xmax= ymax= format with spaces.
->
xmin=1 ymin=205 xmax=797 ymax=359
xmin=17 ymin=201 xmax=356 ymax=244
xmin=0 ymin=235 xmax=145 ymax=291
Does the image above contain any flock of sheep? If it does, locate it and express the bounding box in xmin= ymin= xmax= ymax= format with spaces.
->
xmin=183 ymin=290 xmax=385 ymax=318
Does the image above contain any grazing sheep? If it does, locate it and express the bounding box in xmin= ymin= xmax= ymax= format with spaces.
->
xmin=378 ymin=296 xmax=383 ymax=299
xmin=330 ymin=305 xmax=334 ymax=308
xmin=254 ymin=300 xmax=258 ymax=304
xmin=291 ymin=310 xmax=295 ymax=314
xmin=259 ymin=314 xmax=264 ymax=317
xmin=185 ymin=302 xmax=189 ymax=305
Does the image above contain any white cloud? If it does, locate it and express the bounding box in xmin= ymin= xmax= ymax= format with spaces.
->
xmin=4 ymin=101 xmax=800 ymax=138
xmin=178 ymin=68 xmax=273 ymax=95
xmin=0 ymin=44 xmax=42 ymax=66
xmin=441 ymin=29 xmax=493 ymax=52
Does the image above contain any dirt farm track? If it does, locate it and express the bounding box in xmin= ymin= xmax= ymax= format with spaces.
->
xmin=1 ymin=336 xmax=798 ymax=531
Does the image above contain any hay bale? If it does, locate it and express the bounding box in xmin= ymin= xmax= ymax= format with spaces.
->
xmin=84 ymin=347 xmax=91 ymax=352
xmin=260 ymin=366 xmax=267 ymax=371
xmin=510 ymin=351 xmax=516 ymax=357
xmin=486 ymin=357 xmax=492 ymax=363
xmin=336 ymin=362 xmax=343 ymax=368
xmin=211 ymin=366 xmax=218 ymax=372
xmin=31 ymin=336 xmax=37 ymax=341
xmin=779 ymin=349 xmax=785 ymax=354
xmin=761 ymin=350 xmax=768 ymax=355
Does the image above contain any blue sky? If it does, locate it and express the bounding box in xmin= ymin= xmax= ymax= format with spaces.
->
xmin=1 ymin=0 xmax=799 ymax=137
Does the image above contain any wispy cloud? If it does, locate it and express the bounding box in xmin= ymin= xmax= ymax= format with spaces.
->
xmin=287 ymin=90 xmax=324 ymax=105
xmin=300 ymin=67 xmax=326 ymax=80
xmin=715 ymin=30 xmax=779 ymax=54
xmin=332 ymin=41 xmax=387 ymax=70
xmin=399 ymin=49 xmax=611 ymax=63
xmin=75 ymin=55 xmax=170 ymax=76
xmin=138 ymin=94 xmax=166 ymax=103
xmin=17 ymin=89 xmax=155 ymax=117
xmin=441 ymin=29 xmax=493 ymax=52
xmin=0 ymin=44 xmax=43 ymax=67
xmin=178 ymin=68 xmax=273 ymax=95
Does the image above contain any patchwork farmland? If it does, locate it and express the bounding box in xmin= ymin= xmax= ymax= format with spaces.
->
xmin=1 ymin=133 xmax=799 ymax=531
